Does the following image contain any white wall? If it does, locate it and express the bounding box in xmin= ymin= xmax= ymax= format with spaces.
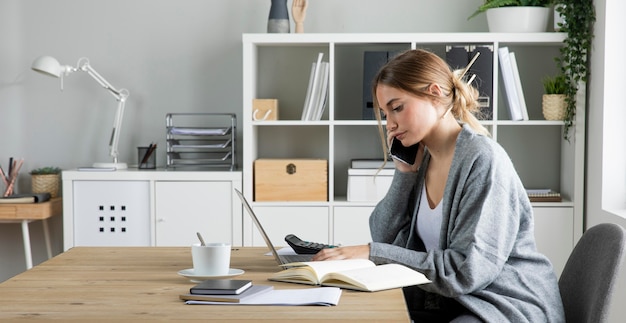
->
xmin=586 ymin=0 xmax=626 ymax=322
xmin=0 ymin=0 xmax=484 ymax=281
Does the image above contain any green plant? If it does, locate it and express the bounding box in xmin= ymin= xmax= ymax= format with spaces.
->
xmin=554 ymin=0 xmax=595 ymax=140
xmin=30 ymin=167 xmax=61 ymax=175
xmin=542 ymin=74 xmax=567 ymax=94
xmin=468 ymin=0 xmax=553 ymax=20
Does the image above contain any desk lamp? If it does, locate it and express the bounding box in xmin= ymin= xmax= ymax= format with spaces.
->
xmin=31 ymin=56 xmax=129 ymax=169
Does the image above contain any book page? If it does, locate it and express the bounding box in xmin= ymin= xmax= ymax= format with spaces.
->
xmin=280 ymin=259 xmax=375 ymax=283
xmin=321 ymin=263 xmax=431 ymax=292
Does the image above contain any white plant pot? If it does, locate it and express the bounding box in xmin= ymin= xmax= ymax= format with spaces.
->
xmin=486 ymin=7 xmax=551 ymax=33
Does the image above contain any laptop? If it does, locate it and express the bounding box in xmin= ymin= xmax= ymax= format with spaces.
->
xmin=234 ymin=189 xmax=314 ymax=265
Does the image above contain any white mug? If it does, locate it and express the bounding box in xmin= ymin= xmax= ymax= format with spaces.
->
xmin=191 ymin=242 xmax=231 ymax=276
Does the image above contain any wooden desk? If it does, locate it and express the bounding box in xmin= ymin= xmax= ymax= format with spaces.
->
xmin=0 ymin=247 xmax=410 ymax=322
xmin=0 ymin=197 xmax=61 ymax=269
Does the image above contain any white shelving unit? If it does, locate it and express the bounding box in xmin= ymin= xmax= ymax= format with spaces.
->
xmin=242 ymin=33 xmax=585 ymax=275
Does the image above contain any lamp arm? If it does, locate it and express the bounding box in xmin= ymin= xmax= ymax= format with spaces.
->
xmin=76 ymin=59 xmax=130 ymax=163
xmin=109 ymin=96 xmax=126 ymax=162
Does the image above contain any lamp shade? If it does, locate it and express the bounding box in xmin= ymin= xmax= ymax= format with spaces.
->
xmin=31 ymin=56 xmax=62 ymax=78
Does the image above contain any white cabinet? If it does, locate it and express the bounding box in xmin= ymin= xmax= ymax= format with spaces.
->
xmin=72 ymin=180 xmax=151 ymax=246
xmin=242 ymin=33 xmax=585 ymax=269
xmin=248 ymin=206 xmax=328 ymax=247
xmin=62 ymin=169 xmax=242 ymax=250
xmin=155 ymin=181 xmax=234 ymax=246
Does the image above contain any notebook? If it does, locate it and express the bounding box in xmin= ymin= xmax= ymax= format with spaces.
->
xmin=234 ymin=189 xmax=314 ymax=265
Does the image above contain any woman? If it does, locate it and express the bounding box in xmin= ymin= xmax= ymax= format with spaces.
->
xmin=312 ymin=49 xmax=565 ymax=322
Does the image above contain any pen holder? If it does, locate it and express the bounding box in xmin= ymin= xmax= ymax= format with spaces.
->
xmin=138 ymin=146 xmax=156 ymax=169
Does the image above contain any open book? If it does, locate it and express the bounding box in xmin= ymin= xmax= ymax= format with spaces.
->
xmin=269 ymin=259 xmax=430 ymax=292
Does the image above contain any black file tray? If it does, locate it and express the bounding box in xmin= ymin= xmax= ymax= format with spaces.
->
xmin=166 ymin=113 xmax=237 ymax=170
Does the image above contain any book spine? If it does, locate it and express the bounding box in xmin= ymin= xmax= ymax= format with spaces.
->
xmin=509 ymin=52 xmax=529 ymax=121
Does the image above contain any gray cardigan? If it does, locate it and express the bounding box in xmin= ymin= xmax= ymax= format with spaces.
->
xmin=369 ymin=124 xmax=565 ymax=322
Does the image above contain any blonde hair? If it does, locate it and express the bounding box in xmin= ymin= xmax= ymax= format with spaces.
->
xmin=371 ymin=49 xmax=490 ymax=159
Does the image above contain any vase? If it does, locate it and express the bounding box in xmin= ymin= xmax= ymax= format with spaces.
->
xmin=486 ymin=7 xmax=551 ymax=33
xmin=268 ymin=0 xmax=290 ymax=33
xmin=31 ymin=174 xmax=60 ymax=198
xmin=542 ymin=94 xmax=566 ymax=121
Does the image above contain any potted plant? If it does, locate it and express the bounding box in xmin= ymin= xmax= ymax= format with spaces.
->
xmin=30 ymin=167 xmax=62 ymax=198
xmin=541 ymin=74 xmax=567 ymax=120
xmin=468 ymin=0 xmax=554 ymax=32
xmin=554 ymin=0 xmax=595 ymax=140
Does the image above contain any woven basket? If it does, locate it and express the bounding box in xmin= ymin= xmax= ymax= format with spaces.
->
xmin=542 ymin=94 xmax=566 ymax=121
xmin=31 ymin=174 xmax=60 ymax=198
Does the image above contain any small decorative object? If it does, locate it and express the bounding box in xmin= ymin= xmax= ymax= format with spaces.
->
xmin=2 ymin=157 xmax=24 ymax=196
xmin=468 ymin=0 xmax=552 ymax=33
xmin=267 ymin=0 xmax=289 ymax=33
xmin=542 ymin=74 xmax=567 ymax=121
xmin=292 ymin=0 xmax=308 ymax=33
xmin=252 ymin=99 xmax=279 ymax=121
xmin=30 ymin=166 xmax=61 ymax=198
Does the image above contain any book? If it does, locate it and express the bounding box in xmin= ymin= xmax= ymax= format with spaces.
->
xmin=181 ymin=285 xmax=273 ymax=303
xmin=189 ymin=279 xmax=252 ymax=295
xmin=269 ymin=259 xmax=431 ymax=292
xmin=497 ymin=47 xmax=523 ymax=121
xmin=0 ymin=193 xmax=51 ymax=204
xmin=183 ymin=287 xmax=342 ymax=306
xmin=509 ymin=52 xmax=529 ymax=121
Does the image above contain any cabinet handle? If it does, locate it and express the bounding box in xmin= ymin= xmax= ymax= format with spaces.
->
xmin=286 ymin=163 xmax=296 ymax=175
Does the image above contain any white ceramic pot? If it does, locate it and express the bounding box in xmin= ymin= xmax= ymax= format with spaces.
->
xmin=486 ymin=7 xmax=551 ymax=33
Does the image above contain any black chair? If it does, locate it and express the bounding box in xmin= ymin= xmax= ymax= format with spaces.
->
xmin=559 ymin=223 xmax=626 ymax=323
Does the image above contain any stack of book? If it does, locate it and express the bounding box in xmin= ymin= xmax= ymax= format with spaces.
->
xmin=179 ymin=278 xmax=342 ymax=306
xmin=526 ymin=189 xmax=562 ymax=202
xmin=498 ymin=47 xmax=529 ymax=121
xmin=301 ymin=52 xmax=329 ymax=121
xmin=180 ymin=279 xmax=270 ymax=303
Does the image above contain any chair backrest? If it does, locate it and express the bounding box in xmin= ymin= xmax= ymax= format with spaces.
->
xmin=559 ymin=223 xmax=626 ymax=323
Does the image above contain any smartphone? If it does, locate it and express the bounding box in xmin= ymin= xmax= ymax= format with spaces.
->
xmin=389 ymin=138 xmax=420 ymax=166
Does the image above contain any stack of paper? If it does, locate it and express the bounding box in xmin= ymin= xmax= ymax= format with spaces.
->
xmin=301 ymin=52 xmax=330 ymax=121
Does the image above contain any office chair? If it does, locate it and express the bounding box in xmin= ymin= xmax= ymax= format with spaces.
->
xmin=559 ymin=223 xmax=626 ymax=323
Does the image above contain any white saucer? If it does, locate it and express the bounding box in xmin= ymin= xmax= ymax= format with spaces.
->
xmin=177 ymin=268 xmax=245 ymax=282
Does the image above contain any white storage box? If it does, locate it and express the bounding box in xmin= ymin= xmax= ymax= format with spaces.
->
xmin=347 ymin=168 xmax=394 ymax=202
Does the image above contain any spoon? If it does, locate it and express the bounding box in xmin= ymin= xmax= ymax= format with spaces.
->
xmin=196 ymin=232 xmax=206 ymax=246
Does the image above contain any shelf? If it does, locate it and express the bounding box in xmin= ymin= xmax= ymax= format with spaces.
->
xmin=242 ymin=32 xmax=585 ymax=248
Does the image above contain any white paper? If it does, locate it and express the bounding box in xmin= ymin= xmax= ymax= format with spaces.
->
xmin=185 ymin=287 xmax=342 ymax=306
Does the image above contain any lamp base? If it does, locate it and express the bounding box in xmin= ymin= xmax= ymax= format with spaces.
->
xmin=92 ymin=162 xmax=128 ymax=170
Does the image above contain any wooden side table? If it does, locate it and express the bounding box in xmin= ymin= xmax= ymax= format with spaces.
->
xmin=0 ymin=197 xmax=61 ymax=269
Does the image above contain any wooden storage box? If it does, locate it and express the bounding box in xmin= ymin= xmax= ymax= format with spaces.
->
xmin=254 ymin=159 xmax=328 ymax=201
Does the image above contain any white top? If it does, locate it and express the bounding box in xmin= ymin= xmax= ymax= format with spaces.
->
xmin=417 ymin=183 xmax=442 ymax=251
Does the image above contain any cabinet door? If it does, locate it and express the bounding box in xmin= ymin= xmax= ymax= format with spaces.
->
xmin=155 ymin=181 xmax=232 ymax=246
xmin=533 ymin=207 xmax=574 ymax=277
xmin=249 ymin=207 xmax=329 ymax=247
xmin=333 ymin=207 xmax=373 ymax=246
xmin=73 ymin=181 xmax=151 ymax=246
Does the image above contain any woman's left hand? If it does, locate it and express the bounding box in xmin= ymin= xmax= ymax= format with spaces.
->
xmin=311 ymin=245 xmax=370 ymax=261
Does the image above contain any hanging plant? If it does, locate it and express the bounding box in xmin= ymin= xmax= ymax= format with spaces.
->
xmin=554 ymin=0 xmax=595 ymax=140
